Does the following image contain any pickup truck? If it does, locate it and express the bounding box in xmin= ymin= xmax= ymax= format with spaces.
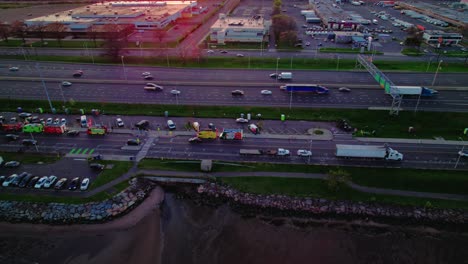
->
xmin=266 ymin=148 xmax=290 ymax=156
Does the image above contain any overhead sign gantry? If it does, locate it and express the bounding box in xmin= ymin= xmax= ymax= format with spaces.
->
xmin=356 ymin=54 xmax=402 ymax=115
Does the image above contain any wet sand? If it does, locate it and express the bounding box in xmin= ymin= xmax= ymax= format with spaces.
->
xmin=0 ymin=187 xmax=164 ymax=264
xmin=1 ymin=189 xmax=468 ymax=264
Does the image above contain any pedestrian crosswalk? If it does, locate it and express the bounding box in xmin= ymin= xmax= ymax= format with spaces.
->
xmin=69 ymin=148 xmax=95 ymax=155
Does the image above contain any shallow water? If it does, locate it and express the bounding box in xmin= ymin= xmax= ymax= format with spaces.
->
xmin=0 ymin=193 xmax=467 ymax=264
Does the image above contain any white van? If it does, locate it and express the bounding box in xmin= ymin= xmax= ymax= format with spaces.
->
xmin=80 ymin=115 xmax=87 ymax=127
xmin=167 ymin=120 xmax=176 ymax=130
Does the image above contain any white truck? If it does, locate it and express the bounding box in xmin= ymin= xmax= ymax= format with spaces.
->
xmin=239 ymin=149 xmax=263 ymax=155
xmin=278 ymin=72 xmax=292 ymax=80
xmin=335 ymin=144 xmax=403 ymax=161
xmin=389 ymin=86 xmax=438 ymax=97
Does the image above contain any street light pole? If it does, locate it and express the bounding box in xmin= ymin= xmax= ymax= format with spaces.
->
xmin=276 ymin=57 xmax=280 ymax=82
xmin=431 ymin=59 xmax=443 ymax=86
xmin=455 ymin=137 xmax=465 ymax=169
xmin=336 ymin=55 xmax=340 ymax=70
xmin=121 ymin=55 xmax=127 ymax=81
xmin=426 ymin=57 xmax=433 ymax=72
xmin=36 ymin=63 xmax=54 ymax=112
xmin=308 ymin=139 xmax=313 ymax=164
xmin=58 ymin=83 xmax=66 ymax=104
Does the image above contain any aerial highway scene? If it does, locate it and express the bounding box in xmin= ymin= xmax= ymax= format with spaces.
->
xmin=0 ymin=0 xmax=467 ymax=263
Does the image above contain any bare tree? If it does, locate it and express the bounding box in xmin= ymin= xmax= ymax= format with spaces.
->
xmin=279 ymin=30 xmax=298 ymax=46
xmin=102 ymin=24 xmax=125 ymax=60
xmin=86 ymin=25 xmax=100 ymax=47
xmin=272 ymin=15 xmax=297 ymax=45
xmin=0 ymin=22 xmax=11 ymax=43
xmin=10 ymin=20 xmax=28 ymax=44
xmin=153 ymin=30 xmax=167 ymax=47
xmin=31 ymin=22 xmax=47 ymax=43
xmin=47 ymin=22 xmax=67 ymax=47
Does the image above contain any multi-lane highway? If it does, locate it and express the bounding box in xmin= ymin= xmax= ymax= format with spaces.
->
xmin=1 ymin=113 xmax=467 ymax=170
xmin=1 ymin=60 xmax=468 ymax=112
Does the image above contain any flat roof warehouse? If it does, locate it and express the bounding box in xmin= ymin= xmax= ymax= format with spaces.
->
xmin=26 ymin=1 xmax=197 ymax=29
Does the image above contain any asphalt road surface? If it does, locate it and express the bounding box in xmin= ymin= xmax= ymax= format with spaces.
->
xmin=1 ymin=61 xmax=467 ymax=112
xmin=1 ymin=113 xmax=467 ymax=171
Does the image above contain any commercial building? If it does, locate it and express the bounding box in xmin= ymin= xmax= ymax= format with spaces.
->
xmin=422 ymin=30 xmax=463 ymax=45
xmin=25 ymin=1 xmax=198 ymax=31
xmin=309 ymin=0 xmax=361 ymax=30
xmin=397 ymin=1 xmax=468 ymax=28
xmin=209 ymin=14 xmax=271 ymax=44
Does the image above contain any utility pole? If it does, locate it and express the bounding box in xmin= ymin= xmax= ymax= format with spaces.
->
xmin=276 ymin=57 xmax=280 ymax=82
xmin=431 ymin=59 xmax=443 ymax=86
xmin=308 ymin=140 xmax=313 ymax=164
xmin=36 ymin=63 xmax=54 ymax=112
xmin=121 ymin=56 xmax=127 ymax=81
xmin=454 ymin=137 xmax=465 ymax=169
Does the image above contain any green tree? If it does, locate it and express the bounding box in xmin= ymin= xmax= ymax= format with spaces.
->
xmin=326 ymin=169 xmax=350 ymax=192
xmin=404 ymin=26 xmax=423 ymax=49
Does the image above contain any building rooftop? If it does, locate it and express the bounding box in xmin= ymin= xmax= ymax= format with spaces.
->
xmin=27 ymin=1 xmax=193 ymax=24
xmin=211 ymin=16 xmax=266 ymax=30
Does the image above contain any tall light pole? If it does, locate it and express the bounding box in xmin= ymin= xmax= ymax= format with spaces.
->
xmin=36 ymin=63 xmax=54 ymax=112
xmin=454 ymin=137 xmax=465 ymax=169
xmin=426 ymin=57 xmax=433 ymax=72
xmin=121 ymin=55 xmax=127 ymax=81
xmin=308 ymin=139 xmax=313 ymax=164
xmin=431 ymin=59 xmax=443 ymax=86
xmin=58 ymin=83 xmax=66 ymax=104
xmin=276 ymin=57 xmax=280 ymax=82
xmin=336 ymin=55 xmax=340 ymax=70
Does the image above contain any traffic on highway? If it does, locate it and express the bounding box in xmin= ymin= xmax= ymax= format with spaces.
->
xmin=1 ymin=61 xmax=468 ymax=112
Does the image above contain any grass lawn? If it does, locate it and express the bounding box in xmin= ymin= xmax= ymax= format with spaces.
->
xmin=89 ymin=161 xmax=133 ymax=190
xmin=3 ymin=98 xmax=468 ymax=140
xmin=0 ymin=181 xmax=130 ymax=204
xmin=220 ymin=177 xmax=468 ymax=210
xmin=31 ymin=40 xmax=104 ymax=48
xmin=138 ymin=159 xmax=201 ymax=171
xmin=320 ymin=47 xmax=383 ymax=55
xmin=0 ymin=152 xmax=61 ymax=164
xmin=1 ymin=54 xmax=467 ymax=73
xmin=0 ymin=40 xmax=27 ymax=47
xmin=140 ymin=158 xmax=468 ymax=195
xmin=401 ymin=48 xmax=423 ymax=56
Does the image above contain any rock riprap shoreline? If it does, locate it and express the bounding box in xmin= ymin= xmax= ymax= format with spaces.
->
xmin=0 ymin=179 xmax=155 ymax=224
xmin=197 ymin=183 xmax=468 ymax=226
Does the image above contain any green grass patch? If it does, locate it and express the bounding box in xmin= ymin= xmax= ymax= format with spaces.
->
xmin=31 ymin=40 xmax=105 ymax=48
xmin=89 ymin=161 xmax=133 ymax=190
xmin=401 ymin=48 xmax=423 ymax=56
xmin=1 ymin=54 xmax=466 ymax=72
xmin=207 ymin=42 xmax=268 ymax=50
xmin=220 ymin=177 xmax=468 ymax=210
xmin=0 ymin=152 xmax=61 ymax=164
xmin=0 ymin=181 xmax=130 ymax=204
xmin=3 ymin=98 xmax=468 ymax=140
xmin=140 ymin=159 xmax=468 ymax=195
xmin=0 ymin=39 xmax=27 ymax=47
xmin=320 ymin=47 xmax=383 ymax=55
xmin=138 ymin=159 xmax=201 ymax=171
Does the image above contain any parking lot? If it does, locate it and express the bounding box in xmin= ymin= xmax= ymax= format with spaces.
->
xmin=0 ymin=157 xmax=102 ymax=195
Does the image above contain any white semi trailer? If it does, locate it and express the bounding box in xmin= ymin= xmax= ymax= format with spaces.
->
xmin=335 ymin=144 xmax=403 ymax=161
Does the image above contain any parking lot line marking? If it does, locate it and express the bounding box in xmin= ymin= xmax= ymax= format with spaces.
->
xmin=69 ymin=148 xmax=76 ymax=154
xmin=75 ymin=148 xmax=82 ymax=154
xmin=89 ymin=149 xmax=95 ymax=155
xmin=82 ymin=148 xmax=89 ymax=154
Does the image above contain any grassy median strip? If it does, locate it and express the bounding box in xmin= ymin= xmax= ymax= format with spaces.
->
xmin=2 ymin=99 xmax=468 ymax=140
xmin=219 ymin=177 xmax=468 ymax=210
xmin=1 ymin=54 xmax=467 ymax=72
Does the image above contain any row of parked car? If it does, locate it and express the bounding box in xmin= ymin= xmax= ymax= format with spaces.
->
xmin=0 ymin=173 xmax=90 ymax=191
